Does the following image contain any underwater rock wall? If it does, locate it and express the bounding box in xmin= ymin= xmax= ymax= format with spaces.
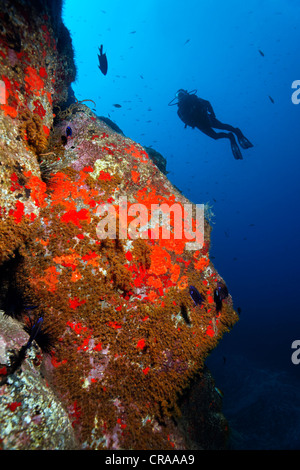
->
xmin=0 ymin=0 xmax=238 ymax=449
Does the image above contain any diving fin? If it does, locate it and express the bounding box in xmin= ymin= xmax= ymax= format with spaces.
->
xmin=236 ymin=129 xmax=253 ymax=149
xmin=238 ymin=135 xmax=253 ymax=149
xmin=230 ymin=139 xmax=243 ymax=160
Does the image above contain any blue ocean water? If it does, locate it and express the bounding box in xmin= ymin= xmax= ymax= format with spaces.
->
xmin=62 ymin=0 xmax=300 ymax=449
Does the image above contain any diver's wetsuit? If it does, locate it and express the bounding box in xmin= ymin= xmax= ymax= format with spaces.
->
xmin=176 ymin=92 xmax=253 ymax=159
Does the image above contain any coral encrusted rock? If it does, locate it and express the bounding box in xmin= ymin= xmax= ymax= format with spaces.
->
xmin=0 ymin=312 xmax=77 ymax=449
xmin=0 ymin=0 xmax=238 ymax=450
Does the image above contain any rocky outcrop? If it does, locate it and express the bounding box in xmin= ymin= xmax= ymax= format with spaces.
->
xmin=143 ymin=146 xmax=168 ymax=175
xmin=0 ymin=311 xmax=77 ymax=449
xmin=0 ymin=0 xmax=238 ymax=449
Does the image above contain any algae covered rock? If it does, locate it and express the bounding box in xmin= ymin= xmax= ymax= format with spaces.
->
xmin=0 ymin=0 xmax=238 ymax=450
xmin=0 ymin=0 xmax=75 ymax=263
xmin=0 ymin=312 xmax=77 ymax=449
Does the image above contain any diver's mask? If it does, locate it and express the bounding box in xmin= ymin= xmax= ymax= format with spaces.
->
xmin=168 ymin=89 xmax=197 ymax=106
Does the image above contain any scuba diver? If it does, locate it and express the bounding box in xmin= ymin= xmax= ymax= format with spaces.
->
xmin=168 ymin=89 xmax=253 ymax=159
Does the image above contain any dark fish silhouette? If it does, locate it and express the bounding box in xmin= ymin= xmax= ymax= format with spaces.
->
xmin=258 ymin=49 xmax=264 ymax=56
xmin=214 ymin=282 xmax=229 ymax=313
xmin=113 ymin=103 xmax=122 ymax=108
xmin=66 ymin=126 xmax=72 ymax=137
xmin=184 ymin=39 xmax=190 ymax=45
xmin=237 ymin=307 xmax=242 ymax=315
xmin=268 ymin=95 xmax=275 ymax=104
xmin=189 ymin=285 xmax=204 ymax=306
xmin=180 ymin=303 xmax=191 ymax=325
xmin=61 ymin=135 xmax=67 ymax=145
xmin=98 ymin=45 xmax=108 ymax=75
xmin=214 ymin=291 xmax=222 ymax=312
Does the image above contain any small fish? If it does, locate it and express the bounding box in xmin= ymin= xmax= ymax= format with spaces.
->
xmin=113 ymin=103 xmax=122 ymax=108
xmin=66 ymin=126 xmax=72 ymax=137
xmin=61 ymin=135 xmax=68 ymax=145
xmin=268 ymin=95 xmax=275 ymax=104
xmin=214 ymin=290 xmax=222 ymax=312
xmin=213 ymin=282 xmax=229 ymax=313
xmin=98 ymin=44 xmax=108 ymax=75
xmin=130 ymin=30 xmax=136 ymax=34
xmin=180 ymin=304 xmax=191 ymax=325
xmin=237 ymin=307 xmax=242 ymax=315
xmin=218 ymin=282 xmax=228 ymax=300
xmin=189 ymin=285 xmax=204 ymax=306
xmin=258 ymin=49 xmax=264 ymax=57
xmin=184 ymin=39 xmax=190 ymax=45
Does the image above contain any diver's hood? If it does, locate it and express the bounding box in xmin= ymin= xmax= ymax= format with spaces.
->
xmin=176 ymin=89 xmax=188 ymax=98
xmin=168 ymin=89 xmax=197 ymax=106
